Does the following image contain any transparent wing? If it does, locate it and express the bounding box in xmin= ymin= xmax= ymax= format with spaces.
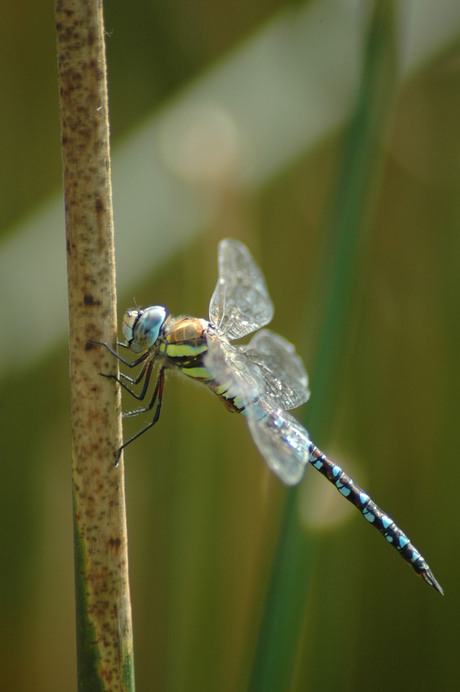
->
xmin=204 ymin=333 xmax=262 ymax=413
xmin=209 ymin=238 xmax=274 ymax=340
xmin=242 ymin=329 xmax=310 ymax=410
xmin=204 ymin=334 xmax=310 ymax=485
xmin=246 ymin=398 xmax=310 ymax=485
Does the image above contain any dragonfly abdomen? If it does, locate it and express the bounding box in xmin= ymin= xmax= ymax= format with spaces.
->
xmin=308 ymin=445 xmax=443 ymax=593
xmin=208 ymin=369 xmax=255 ymax=414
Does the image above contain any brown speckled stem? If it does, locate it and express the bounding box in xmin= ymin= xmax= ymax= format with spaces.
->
xmin=56 ymin=1 xmax=134 ymax=688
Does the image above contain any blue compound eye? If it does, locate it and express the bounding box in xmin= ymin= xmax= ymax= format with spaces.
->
xmin=124 ymin=305 xmax=167 ymax=353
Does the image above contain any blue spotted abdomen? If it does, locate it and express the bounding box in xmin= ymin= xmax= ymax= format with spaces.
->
xmin=308 ymin=445 xmax=441 ymax=589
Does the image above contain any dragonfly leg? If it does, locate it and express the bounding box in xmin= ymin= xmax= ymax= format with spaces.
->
xmin=89 ymin=337 xmax=149 ymax=367
xmin=102 ymin=358 xmax=154 ymax=401
xmin=114 ymin=368 xmax=165 ymax=466
xmin=122 ymin=364 xmax=163 ymax=416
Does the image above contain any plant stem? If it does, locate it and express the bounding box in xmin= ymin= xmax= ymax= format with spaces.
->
xmin=55 ymin=1 xmax=135 ymax=689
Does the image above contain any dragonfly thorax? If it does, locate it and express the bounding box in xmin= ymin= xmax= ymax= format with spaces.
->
xmin=123 ymin=305 xmax=168 ymax=353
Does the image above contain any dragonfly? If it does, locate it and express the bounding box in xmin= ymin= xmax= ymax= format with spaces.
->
xmin=93 ymin=238 xmax=443 ymax=594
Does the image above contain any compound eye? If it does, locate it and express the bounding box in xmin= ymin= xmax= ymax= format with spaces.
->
xmin=129 ymin=305 xmax=167 ymax=353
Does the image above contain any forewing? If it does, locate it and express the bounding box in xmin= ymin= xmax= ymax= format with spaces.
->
xmin=243 ymin=330 xmax=310 ymax=410
xmin=209 ymin=239 xmax=274 ymax=340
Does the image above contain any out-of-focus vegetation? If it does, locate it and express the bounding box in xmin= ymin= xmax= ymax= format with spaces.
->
xmin=0 ymin=1 xmax=458 ymax=690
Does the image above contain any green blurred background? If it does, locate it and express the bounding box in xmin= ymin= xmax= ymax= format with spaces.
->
xmin=1 ymin=1 xmax=458 ymax=690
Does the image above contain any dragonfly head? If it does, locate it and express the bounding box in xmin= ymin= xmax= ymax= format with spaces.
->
xmin=123 ymin=305 xmax=168 ymax=353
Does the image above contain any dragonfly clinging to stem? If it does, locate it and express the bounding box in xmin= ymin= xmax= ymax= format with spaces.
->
xmin=93 ymin=238 xmax=443 ymax=595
